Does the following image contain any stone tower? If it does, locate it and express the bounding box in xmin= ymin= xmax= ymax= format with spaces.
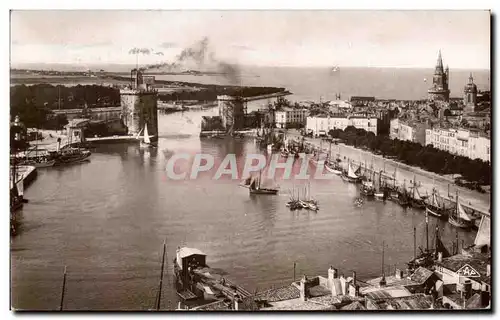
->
xmin=428 ymin=50 xmax=450 ymax=102
xmin=463 ymin=73 xmax=478 ymax=113
xmin=120 ymin=70 xmax=159 ymax=141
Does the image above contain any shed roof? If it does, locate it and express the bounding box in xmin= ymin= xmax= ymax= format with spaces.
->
xmin=410 ymin=267 xmax=434 ymax=284
xmin=177 ymin=247 xmax=206 ymax=259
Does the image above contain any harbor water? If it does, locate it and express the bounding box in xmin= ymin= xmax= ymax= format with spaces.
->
xmin=11 ymin=108 xmax=477 ymax=310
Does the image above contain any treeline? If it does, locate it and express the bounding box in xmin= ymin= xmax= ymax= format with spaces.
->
xmin=11 ymin=84 xmax=120 ymax=110
xmin=329 ymin=127 xmax=491 ymax=185
xmin=10 ymin=84 xmax=120 ymax=129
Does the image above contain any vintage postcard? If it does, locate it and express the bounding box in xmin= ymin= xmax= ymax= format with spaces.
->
xmin=10 ymin=10 xmax=491 ymax=311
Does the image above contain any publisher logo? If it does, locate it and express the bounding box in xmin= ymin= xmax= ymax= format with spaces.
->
xmin=457 ymin=264 xmax=481 ymax=278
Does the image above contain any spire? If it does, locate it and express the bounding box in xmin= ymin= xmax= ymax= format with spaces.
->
xmin=469 ymin=72 xmax=474 ymax=83
xmin=435 ymin=50 xmax=444 ymax=71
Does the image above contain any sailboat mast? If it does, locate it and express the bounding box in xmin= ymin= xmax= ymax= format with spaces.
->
xmin=156 ymin=241 xmax=166 ymax=311
xmin=413 ymin=227 xmax=416 ymax=260
xmin=425 ymin=210 xmax=429 ymax=252
xmin=259 ymin=170 xmax=262 ymax=189
xmin=382 ymin=241 xmax=385 ymax=276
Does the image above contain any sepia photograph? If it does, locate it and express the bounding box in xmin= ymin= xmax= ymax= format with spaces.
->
xmin=9 ymin=8 xmax=491 ymax=311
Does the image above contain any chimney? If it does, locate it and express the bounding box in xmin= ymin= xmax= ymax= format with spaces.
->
xmin=481 ymin=283 xmax=490 ymax=308
xmin=233 ymin=293 xmax=241 ymax=311
xmin=352 ymin=271 xmax=357 ymax=286
xmin=463 ymin=280 xmax=472 ymax=300
xmin=299 ymin=275 xmax=308 ymax=301
xmin=328 ymin=266 xmax=337 ymax=289
xmin=486 ymin=264 xmax=490 ymax=277
xmin=395 ymin=268 xmax=404 ymax=279
xmin=437 ymin=252 xmax=443 ymax=262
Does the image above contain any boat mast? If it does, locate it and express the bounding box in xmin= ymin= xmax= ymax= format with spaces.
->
xmin=258 ymin=170 xmax=262 ymax=189
xmin=413 ymin=227 xmax=416 ymax=260
xmin=59 ymin=266 xmax=67 ymax=311
xmin=425 ymin=210 xmax=429 ymax=252
xmin=156 ymin=241 xmax=166 ymax=311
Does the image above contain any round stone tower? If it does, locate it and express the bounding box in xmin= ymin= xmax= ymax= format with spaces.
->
xmin=120 ymin=70 xmax=159 ymax=141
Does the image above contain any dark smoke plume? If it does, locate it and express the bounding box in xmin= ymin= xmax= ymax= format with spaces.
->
xmin=143 ymin=37 xmax=241 ymax=84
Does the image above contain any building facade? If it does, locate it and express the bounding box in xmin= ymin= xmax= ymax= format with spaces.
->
xmin=307 ymin=115 xmax=378 ymax=136
xmin=389 ymin=118 xmax=430 ymax=146
xmin=425 ymin=127 xmax=490 ymax=162
xmin=275 ymin=108 xmax=308 ymax=128
xmin=428 ymin=51 xmax=450 ymax=102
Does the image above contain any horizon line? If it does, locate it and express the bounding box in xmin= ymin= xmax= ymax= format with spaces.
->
xmin=9 ymin=61 xmax=491 ymax=71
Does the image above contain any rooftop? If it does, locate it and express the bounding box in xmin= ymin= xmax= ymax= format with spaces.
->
xmin=177 ymin=247 xmax=206 ymax=259
xmin=435 ymin=252 xmax=491 ymax=284
xmin=367 ymin=293 xmax=433 ymax=310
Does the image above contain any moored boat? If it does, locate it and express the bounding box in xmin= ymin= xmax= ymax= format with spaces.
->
xmin=448 ymin=191 xmax=473 ymax=229
xmin=341 ymin=161 xmax=362 ymax=183
xmin=425 ymin=188 xmax=448 ymax=219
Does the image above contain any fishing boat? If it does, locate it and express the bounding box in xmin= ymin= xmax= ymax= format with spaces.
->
xmin=425 ymin=188 xmax=448 ymax=219
xmin=325 ymin=162 xmax=342 ymax=175
xmin=54 ymin=148 xmax=91 ymax=165
xmin=448 ymin=192 xmax=473 ymax=229
xmin=341 ymin=161 xmax=362 ymax=183
xmin=360 ymin=180 xmax=375 ymax=197
xmin=397 ymin=182 xmax=410 ymax=207
xmin=409 ymin=176 xmax=426 ymax=209
xmin=249 ymin=170 xmax=279 ymax=195
xmin=139 ymin=123 xmax=157 ymax=148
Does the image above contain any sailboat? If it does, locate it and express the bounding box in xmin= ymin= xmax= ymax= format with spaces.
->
xmin=397 ymin=180 xmax=410 ymax=207
xmin=409 ymin=176 xmax=426 ymax=209
xmin=341 ymin=161 xmax=362 ymax=183
xmin=448 ymin=191 xmax=473 ymax=229
xmin=324 ymin=142 xmax=342 ymax=175
xmin=361 ymin=170 xmax=375 ymax=197
xmin=139 ymin=123 xmax=157 ymax=148
xmin=249 ymin=170 xmax=279 ymax=195
xmin=425 ymin=188 xmax=448 ymax=219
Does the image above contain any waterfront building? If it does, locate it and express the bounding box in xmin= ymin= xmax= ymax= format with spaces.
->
xmin=65 ymin=118 xmax=90 ymax=144
xmin=306 ymin=114 xmax=378 ymax=136
xmin=120 ymin=70 xmax=159 ymax=140
xmin=428 ymin=50 xmax=450 ymax=102
xmin=425 ymin=127 xmax=490 ymax=162
xmin=389 ymin=118 xmax=430 ymax=146
xmin=275 ymin=107 xmax=309 ymax=128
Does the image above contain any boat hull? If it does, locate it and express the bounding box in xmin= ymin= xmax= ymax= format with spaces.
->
xmin=341 ymin=174 xmax=361 ymax=183
xmin=425 ymin=206 xmax=448 ymax=219
xmin=250 ymin=188 xmax=278 ymax=195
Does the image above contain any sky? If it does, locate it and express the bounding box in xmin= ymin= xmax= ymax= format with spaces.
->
xmin=10 ymin=10 xmax=491 ymax=69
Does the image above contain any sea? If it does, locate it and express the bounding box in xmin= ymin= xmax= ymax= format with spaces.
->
xmin=10 ymin=65 xmax=488 ymax=310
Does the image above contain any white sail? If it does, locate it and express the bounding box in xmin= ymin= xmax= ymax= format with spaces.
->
xmin=16 ymin=179 xmax=24 ymax=197
xmin=347 ymin=163 xmax=358 ymax=179
xmin=458 ymin=203 xmax=472 ymax=221
xmin=432 ymin=193 xmax=439 ymax=207
xmin=143 ymin=124 xmax=151 ymax=144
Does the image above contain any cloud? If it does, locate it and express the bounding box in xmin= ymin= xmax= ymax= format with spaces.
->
xmin=231 ymin=44 xmax=255 ymax=51
xmin=159 ymin=42 xmax=178 ymax=49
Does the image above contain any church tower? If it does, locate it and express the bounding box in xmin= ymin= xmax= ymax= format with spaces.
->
xmin=427 ymin=50 xmax=450 ymax=102
xmin=463 ymin=72 xmax=478 ymax=113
